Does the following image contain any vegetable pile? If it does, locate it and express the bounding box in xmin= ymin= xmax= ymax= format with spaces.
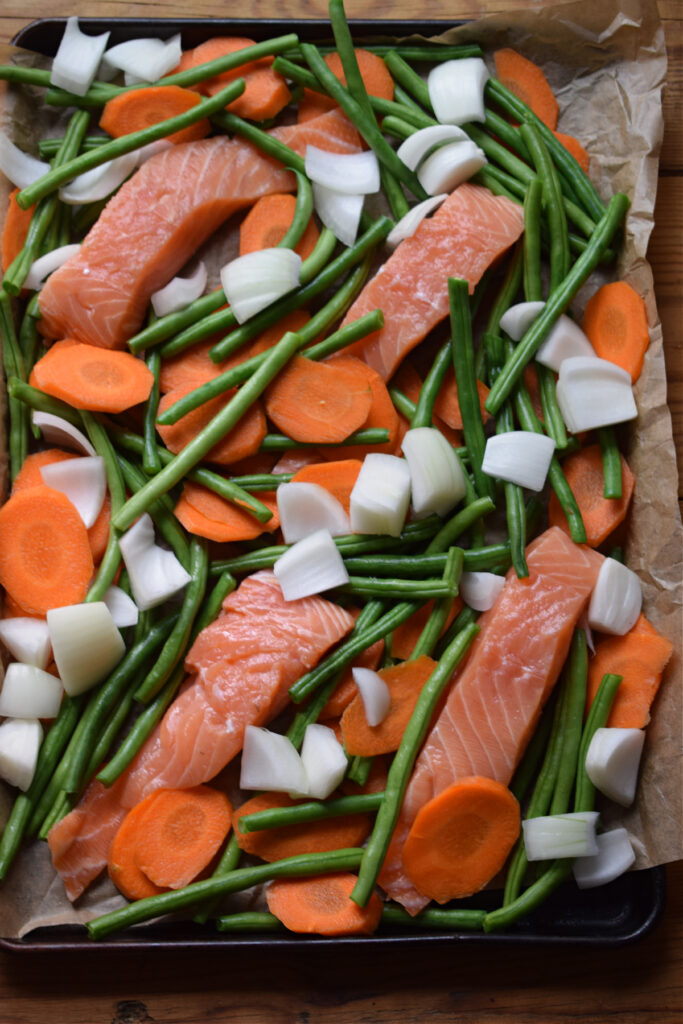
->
xmin=0 ymin=2 xmax=675 ymax=941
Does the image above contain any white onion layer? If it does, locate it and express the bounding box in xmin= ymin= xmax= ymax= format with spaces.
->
xmin=103 ymin=585 xmax=140 ymax=629
xmin=47 ymin=602 xmax=125 ymax=697
xmin=402 ymin=427 xmax=467 ymax=517
xmin=239 ymin=726 xmax=308 ymax=795
xmin=273 ymin=529 xmax=349 ymax=602
xmin=0 ymin=132 xmax=50 ymax=190
xmin=585 ymin=727 xmax=645 ymax=807
xmin=523 ymin=811 xmax=600 ymax=862
xmin=40 ymin=455 xmax=107 ymax=528
xmin=0 ymin=718 xmax=43 ymax=791
xmin=556 ymin=356 xmax=637 ymax=433
xmin=482 ymin=431 xmax=555 ymax=492
xmin=572 ymin=828 xmax=636 ymax=889
xmin=59 ymin=151 xmax=139 ymax=204
xmin=352 ymin=667 xmax=391 ymax=727
xmin=587 ymin=557 xmax=642 ymax=636
xmin=0 ymin=663 xmax=64 ymax=719
xmin=386 ymin=194 xmax=448 ymax=249
xmin=220 ymin=248 xmax=302 ymax=324
xmin=118 ymin=514 xmax=191 ymax=610
xmin=500 ymin=302 xmax=596 ymax=372
xmin=305 ymin=145 xmax=380 ymax=195
xmin=50 ymin=17 xmax=110 ymax=97
xmin=277 ymin=482 xmax=350 ymax=544
xmin=349 ymin=453 xmax=412 ymax=538
xmin=460 ymin=571 xmax=505 ymax=612
xmin=416 ymin=140 xmax=487 ymax=196
xmin=396 ymin=125 xmax=470 ymax=171
xmin=312 ymin=183 xmax=364 ymax=248
xmin=31 ymin=411 xmax=97 ymax=456
xmin=427 ymin=57 xmax=490 ymax=125
xmin=0 ymin=617 xmax=51 ymax=669
xmin=300 ymin=724 xmax=348 ymax=800
xmin=151 ymin=262 xmax=208 ymax=318
xmin=23 ymin=244 xmax=81 ymax=291
xmin=102 ymin=34 xmax=182 ymax=83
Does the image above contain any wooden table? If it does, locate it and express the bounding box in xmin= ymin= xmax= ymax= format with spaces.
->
xmin=0 ymin=2 xmax=681 ymax=1021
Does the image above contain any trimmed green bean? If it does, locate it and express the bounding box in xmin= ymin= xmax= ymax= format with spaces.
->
xmin=279 ymin=168 xmax=314 ymax=251
xmin=550 ymin=629 xmax=588 ymax=815
xmin=384 ymin=51 xmax=432 ymax=110
xmin=239 ymin=792 xmax=384 ymax=833
xmin=116 ymin=454 xmax=191 ymax=570
xmin=193 ymin=833 xmax=242 ymax=925
xmin=286 ymin=669 xmax=346 ymax=750
xmin=80 ymin=411 xmax=127 ymax=601
xmin=574 ymin=672 xmax=623 ymax=812
xmin=523 ymin=177 xmax=544 ymax=303
xmin=381 ymin=906 xmax=486 ymax=930
xmin=299 ymin=226 xmax=337 ymax=284
xmin=521 ymin=122 xmax=570 ymax=292
xmin=598 ymin=426 xmax=623 ymax=499
xmin=411 ymin=338 xmax=452 ymax=429
xmin=259 ymin=428 xmax=389 ymax=452
xmin=216 ymin=912 xmax=282 ymax=931
xmin=142 ymin=348 xmax=162 ymax=474
xmin=128 ymin=289 xmax=226 ymax=354
xmin=0 ymin=293 xmax=28 ymax=479
xmin=343 ymin=553 xmax=448 ymax=578
xmin=343 ymin=576 xmax=458 ymax=599
xmin=410 ymin=547 xmax=462 ymax=659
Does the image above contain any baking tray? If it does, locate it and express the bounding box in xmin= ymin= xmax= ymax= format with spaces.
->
xmin=0 ymin=15 xmax=668 ymax=953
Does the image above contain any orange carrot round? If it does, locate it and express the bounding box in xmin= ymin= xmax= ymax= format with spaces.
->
xmin=1 ymin=188 xmax=36 ymax=273
xmin=582 ymin=281 xmax=650 ymax=382
xmin=265 ymin=872 xmax=383 ymax=935
xmin=133 ymin=785 xmax=233 ymax=890
xmin=233 ymin=791 xmax=372 ymax=863
xmin=99 ymin=85 xmax=211 ymax=145
xmin=108 ymin=793 xmax=170 ymax=901
xmin=156 ymin=384 xmax=267 ymax=465
xmin=298 ymin=49 xmax=394 ymax=123
xmin=264 ymin=355 xmax=373 ymax=444
xmin=553 ymin=131 xmax=590 ymax=174
xmin=174 ymin=482 xmax=279 ymax=543
xmin=403 ymin=776 xmax=521 ymax=902
xmin=322 ymin=355 xmax=399 ymax=458
xmin=31 ymin=340 xmax=154 ymax=413
xmin=586 ymin=614 xmax=674 ymax=728
xmin=433 ymin=366 xmax=491 ymax=432
xmin=340 ymin=655 xmax=438 ymax=757
xmin=239 ymin=193 xmax=320 ymax=260
xmin=191 ymin=36 xmax=291 ymax=121
xmin=0 ymin=484 xmax=94 ymax=616
xmin=548 ymin=444 xmax=635 ymax=547
xmin=494 ymin=48 xmax=559 ymax=130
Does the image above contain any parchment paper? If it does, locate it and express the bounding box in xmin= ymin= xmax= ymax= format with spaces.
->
xmin=0 ymin=0 xmax=680 ymax=939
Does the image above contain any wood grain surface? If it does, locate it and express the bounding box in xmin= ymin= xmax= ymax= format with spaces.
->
xmin=0 ymin=2 xmax=681 ymax=1022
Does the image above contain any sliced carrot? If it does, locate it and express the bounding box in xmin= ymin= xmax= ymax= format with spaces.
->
xmin=548 ymin=444 xmax=635 ymax=548
xmin=494 ymin=48 xmax=559 ymax=130
xmin=390 ymin=596 xmax=464 ymax=661
xmin=319 ymin=638 xmax=384 ymax=719
xmin=156 ymin=384 xmax=267 ymax=465
xmin=291 ymin=458 xmax=363 ymax=515
xmin=239 ymin=193 xmax=320 ymax=260
xmin=266 ymin=872 xmax=383 ymax=935
xmin=233 ymin=791 xmax=372 ymax=863
xmin=297 ymin=49 xmax=394 ymax=123
xmin=86 ymin=493 xmax=112 ymax=564
xmin=586 ymin=614 xmax=674 ymax=728
xmin=132 ymin=785 xmax=232 ymax=890
xmin=30 ymin=340 xmax=154 ymax=413
xmin=0 ymin=485 xmax=94 ymax=616
xmin=321 ymin=355 xmax=399 ymax=458
xmin=1 ymin=188 xmax=36 ymax=273
xmin=523 ymin=363 xmax=545 ymax=423
xmin=264 ymin=355 xmax=373 ymax=444
xmin=402 ymin=776 xmax=521 ymax=902
xmin=108 ymin=792 xmax=170 ymax=902
xmin=433 ymin=367 xmax=491 ymax=432
xmin=99 ymin=85 xmax=211 ymax=145
xmin=2 ymin=593 xmax=45 ymax=619
xmin=340 ymin=655 xmax=438 ymax=757
xmin=174 ymin=482 xmax=279 ymax=543
xmin=582 ymin=281 xmax=650 ymax=383
xmin=553 ymin=131 xmax=590 ymax=174
xmin=191 ymin=37 xmax=291 ymax=121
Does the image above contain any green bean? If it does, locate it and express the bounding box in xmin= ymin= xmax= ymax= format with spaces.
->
xmin=384 ymin=52 xmax=432 ymax=111
xmin=193 ymin=833 xmax=242 ymax=925
xmin=88 ymin=847 xmax=364 ymax=939
xmin=112 ymin=329 xmax=303 ymax=532
xmin=351 ymin=623 xmax=480 ymax=907
xmin=193 ymin=571 xmax=236 ymax=636
xmin=286 ymin=669 xmax=346 ymax=750
xmin=116 ymin=454 xmax=191 ymax=570
xmin=509 ymin=698 xmax=555 ymax=802
xmin=299 ymin=226 xmax=337 ymax=284
xmin=343 ymin=576 xmax=458 ymax=600
xmin=128 ymin=289 xmax=226 ymax=354
xmin=381 ymin=906 xmax=486 ymax=930
xmin=536 ymin=363 xmax=569 ymax=449
xmin=28 ymin=711 xmax=90 ymax=835
xmin=259 ymin=428 xmax=389 ymax=452
xmin=449 ymin=278 xmax=495 ymax=502
xmin=472 ymin=166 xmax=522 ymax=206
xmin=411 ymin=547 xmax=463 ymax=659
xmin=134 ymin=538 xmax=209 ymax=703
xmin=380 ymin=164 xmax=411 ymax=220
xmin=550 ymin=629 xmax=589 ymax=815
xmin=279 ymin=169 xmax=314 ymax=251
xmin=216 ymin=912 xmax=282 ymax=931
xmin=18 ymin=304 xmax=41 ymax=372
xmin=38 ymin=134 xmax=108 ymax=158
xmin=301 ymin=305 xmax=381 ymax=361
xmin=346 ymin=755 xmax=373 ymax=787
xmin=212 ymin=110 xmax=305 ymax=174
xmin=486 ymin=193 xmax=630 ymax=415
xmin=410 ymin=339 xmax=452 ymax=429
xmin=0 ymin=293 xmax=28 ymax=480
xmin=598 ymin=427 xmax=623 ymax=499
xmin=300 ymin=42 xmax=428 ymax=202
xmin=574 ymin=672 xmax=623 ymax=812
xmin=17 ymin=82 xmax=246 ymax=210
xmin=281 ymin=43 xmax=483 ymax=62
xmin=523 ymin=177 xmax=544 ymax=303
xmin=429 ymin=496 xmax=495 ymax=555
xmin=61 ymin=611 xmax=179 ymax=794
xmin=227 ymin=472 xmax=292 ymax=491
xmin=239 ymin=792 xmax=384 ymax=833
xmin=142 ymin=348 xmax=162 ymax=474
xmin=79 ymin=411 xmax=127 ymax=601
xmin=329 ymin=0 xmax=376 ymax=121
xmin=0 ymin=65 xmax=52 ymax=87
xmin=432 ymin=604 xmax=479 ymax=659
xmin=0 ymin=695 xmax=83 ymax=879
xmin=521 ymin=122 xmax=570 ymax=292
xmin=343 ymin=554 xmax=448 ymax=578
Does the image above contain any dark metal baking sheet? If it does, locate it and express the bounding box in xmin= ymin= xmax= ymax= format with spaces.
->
xmin=1 ymin=15 xmax=668 ymax=953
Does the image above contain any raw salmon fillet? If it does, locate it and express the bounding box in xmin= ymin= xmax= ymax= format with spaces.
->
xmin=48 ymin=571 xmax=354 ymax=901
xmin=38 ymin=109 xmax=362 ymax=350
xmin=341 ymin=183 xmax=525 ymax=380
xmin=378 ymin=527 xmax=603 ymax=914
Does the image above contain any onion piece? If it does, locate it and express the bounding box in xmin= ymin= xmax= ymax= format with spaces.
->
xmin=500 ymin=302 xmax=596 ymax=372
xmin=523 ymin=811 xmax=600 ymax=862
xmin=50 ymin=17 xmax=110 ymax=97
xmin=305 ymin=145 xmax=380 ymax=195
xmin=352 ymin=666 xmax=391 ymax=727
xmin=31 ymin=411 xmax=97 ymax=456
xmin=386 ymin=194 xmax=448 ymax=249
xmin=103 ymin=585 xmax=140 ymax=629
xmin=402 ymin=427 xmax=467 ymax=517
xmin=0 ymin=617 xmax=51 ymax=669
xmin=0 ymin=718 xmax=43 ymax=791
xmin=556 ymin=356 xmax=637 ymax=433
xmin=585 ymin=727 xmax=645 ymax=807
xmin=460 ymin=571 xmax=505 ymax=612
xmin=277 ymin=482 xmax=350 ymax=544
xmin=40 ymin=455 xmax=106 ymax=528
xmin=23 ymin=244 xmax=81 ymax=292
xmin=0 ymin=132 xmax=50 ymax=190
xmin=396 ymin=125 xmax=470 ymax=171
xmin=300 ymin=723 xmax=348 ymax=800
xmin=587 ymin=557 xmax=642 ymax=636
xmin=417 ymin=140 xmax=487 ymax=196
xmin=349 ymin=453 xmax=412 ymax=538
xmin=312 ymin=183 xmax=364 ymax=248
xmin=58 ymin=150 xmax=139 ymax=204
xmin=118 ymin=513 xmax=191 ymax=611
xmin=239 ymin=725 xmax=308 ymax=795
xmin=273 ymin=529 xmax=349 ymax=602
xmin=427 ymin=57 xmax=490 ymax=125
xmin=101 ymin=34 xmax=182 ymax=84
xmin=151 ymin=262 xmax=207 ymax=318
xmin=572 ymin=828 xmax=636 ymax=889
xmin=47 ymin=602 xmax=125 ymax=698
xmin=0 ymin=663 xmax=64 ymax=719
xmin=499 ymin=301 xmax=545 ymax=341
xmin=482 ymin=431 xmax=556 ymax=492
xmin=220 ymin=248 xmax=302 ymax=324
